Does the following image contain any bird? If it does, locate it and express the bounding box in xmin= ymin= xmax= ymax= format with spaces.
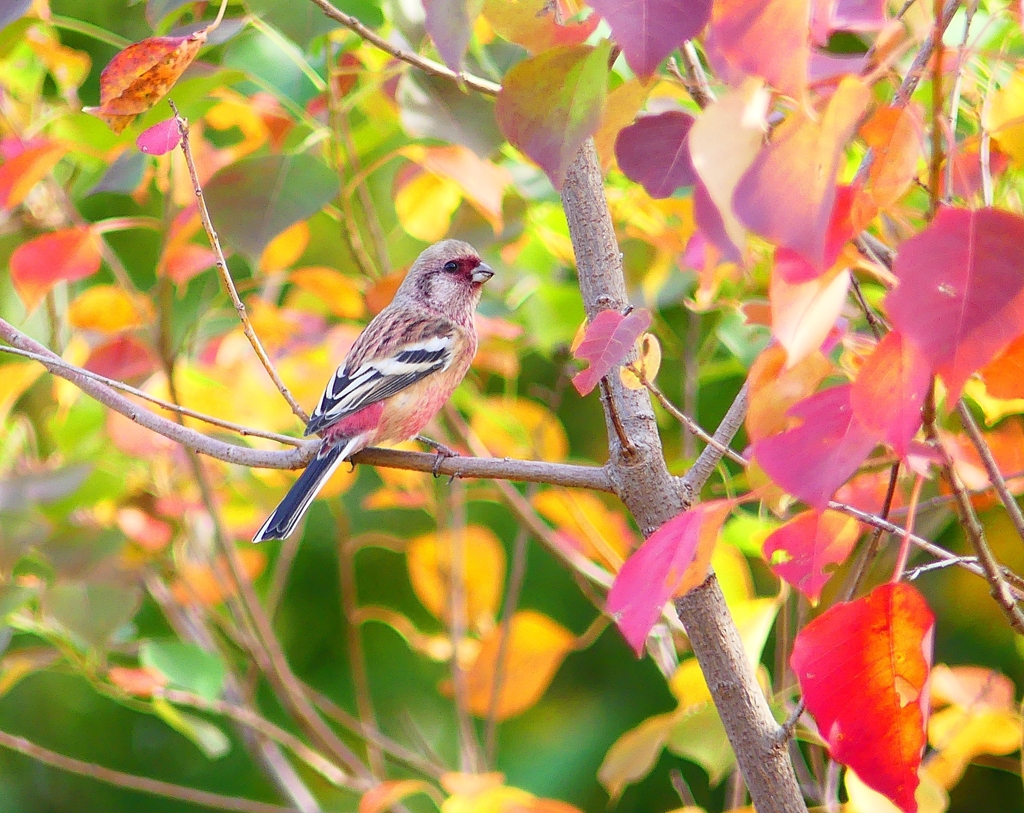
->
xmin=253 ymin=239 xmax=494 ymax=542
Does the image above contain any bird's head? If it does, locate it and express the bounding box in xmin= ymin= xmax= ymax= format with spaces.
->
xmin=398 ymin=239 xmax=493 ymax=325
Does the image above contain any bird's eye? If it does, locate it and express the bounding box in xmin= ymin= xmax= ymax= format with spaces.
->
xmin=443 ymin=260 xmax=459 ymax=273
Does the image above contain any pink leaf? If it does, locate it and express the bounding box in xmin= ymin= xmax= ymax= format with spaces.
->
xmin=752 ymin=384 xmax=878 ymax=510
xmin=792 ymin=583 xmax=934 ymax=813
xmin=850 ymin=331 xmax=931 ymax=459
xmin=762 ymin=509 xmax=861 ymax=603
xmin=774 ymin=184 xmax=860 ymax=283
xmin=424 ymin=0 xmax=475 ymax=73
xmin=136 ymin=117 xmax=182 ymax=155
xmin=734 ymin=77 xmax=870 ymax=269
xmin=708 ymin=0 xmax=811 ymax=100
xmin=573 ymin=308 xmax=652 ymax=395
xmin=614 ymin=111 xmax=697 ymax=199
xmin=588 ymin=0 xmax=711 ymax=79
xmin=608 ymin=500 xmax=732 ymax=656
xmin=885 ymin=206 xmax=1024 ymax=402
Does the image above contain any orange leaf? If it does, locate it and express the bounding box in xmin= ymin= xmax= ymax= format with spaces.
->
xmin=860 ymin=104 xmax=924 ymax=210
xmin=289 ymin=267 xmax=366 ymax=319
xmin=532 ymin=488 xmax=635 ymax=570
xmin=0 ymin=140 xmax=64 ymax=210
xmin=979 ymin=332 xmax=1024 ymax=399
xmin=10 ymin=227 xmax=103 ymax=311
xmin=172 ymin=548 xmax=267 ymax=606
xmin=69 ymin=285 xmax=154 ymax=334
xmin=358 ymin=780 xmax=434 ymax=813
xmin=407 ymin=526 xmax=506 ymax=631
xmin=457 ymin=610 xmax=575 ymax=720
xmin=746 ymin=345 xmax=832 ymax=442
xmin=85 ymin=31 xmax=208 ymax=133
xmin=108 ymin=665 xmax=167 ymax=697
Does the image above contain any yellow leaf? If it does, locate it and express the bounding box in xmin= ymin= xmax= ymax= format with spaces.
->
xmin=260 ymin=220 xmax=309 ymax=272
xmin=0 ymin=362 xmax=43 ymax=421
xmin=456 ymin=610 xmax=574 ymax=720
xmin=532 ymin=488 xmax=635 ymax=570
xmin=983 ymin=69 xmax=1024 ymax=165
xmin=470 ymin=396 xmax=568 ymax=460
xmin=26 ymin=26 xmax=91 ymax=94
xmin=407 ymin=526 xmax=506 ymax=630
xmin=598 ymin=711 xmax=677 ymax=801
xmin=595 ymin=79 xmax=651 ymax=170
xmin=925 ymin=705 xmax=1022 ymax=788
xmin=689 ymin=78 xmax=771 ymax=254
xmin=620 ymin=332 xmax=661 ymax=389
xmin=402 ymin=145 xmax=512 ymax=234
xmin=288 ymin=266 xmax=365 ymax=319
xmin=172 ymin=548 xmax=267 ymax=606
xmin=204 ymin=89 xmax=271 ymax=161
xmin=245 ymin=300 xmax=305 ymax=352
xmin=68 ymin=285 xmax=153 ymax=334
xmin=669 ymin=659 xmax=713 ymax=709
xmin=844 ymin=767 xmax=948 ymax=813
xmin=395 ymin=171 xmax=463 ymax=242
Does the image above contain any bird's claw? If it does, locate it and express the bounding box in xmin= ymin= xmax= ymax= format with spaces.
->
xmin=416 ymin=435 xmax=460 ymax=480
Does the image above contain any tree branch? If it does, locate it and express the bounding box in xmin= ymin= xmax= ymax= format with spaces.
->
xmin=307 ymin=0 xmax=500 ymax=96
xmin=559 ymin=139 xmax=807 ymax=813
xmin=0 ymin=727 xmax=300 ymax=813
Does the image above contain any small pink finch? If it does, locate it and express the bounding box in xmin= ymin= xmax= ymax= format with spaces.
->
xmin=254 ymin=239 xmax=493 ymax=542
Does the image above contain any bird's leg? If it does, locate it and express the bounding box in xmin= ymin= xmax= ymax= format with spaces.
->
xmin=416 ymin=434 xmax=460 ymax=478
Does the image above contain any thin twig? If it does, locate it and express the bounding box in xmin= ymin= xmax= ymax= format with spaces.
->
xmin=676 ymin=42 xmax=715 ymax=109
xmin=307 ymin=0 xmax=500 ymax=96
xmin=0 ymin=343 xmax=303 ymax=446
xmin=642 ymin=374 xmax=746 ymax=465
xmin=157 ymin=689 xmax=352 ymax=788
xmin=484 ymin=488 xmax=534 ymax=764
xmin=337 ymin=528 xmax=385 ymax=776
xmin=446 ymin=480 xmax=483 ymax=773
xmin=171 ymin=103 xmax=309 ymax=424
xmin=681 ymin=382 xmax=750 ymax=496
xmin=957 ymin=401 xmax=1024 ymax=545
xmin=895 ymin=0 xmax=963 ymax=105
xmin=922 ymin=405 xmax=1024 ymax=632
xmin=0 ymin=727 xmax=299 ymax=813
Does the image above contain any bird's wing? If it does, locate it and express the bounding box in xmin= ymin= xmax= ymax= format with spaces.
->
xmin=304 ymin=317 xmax=456 ymax=437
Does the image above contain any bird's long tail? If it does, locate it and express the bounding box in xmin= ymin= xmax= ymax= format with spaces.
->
xmin=253 ymin=440 xmax=351 ymax=542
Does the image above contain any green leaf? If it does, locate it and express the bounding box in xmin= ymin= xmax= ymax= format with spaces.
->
xmin=496 ymin=41 xmax=611 ymax=189
xmin=397 ymin=71 xmax=505 ymax=159
xmin=140 ymin=640 xmax=226 ymax=701
xmin=0 ymin=584 xmax=35 ymax=620
xmin=203 ymin=153 xmax=340 ymax=258
xmin=43 ymin=582 xmax=142 ymax=649
xmin=666 ymin=704 xmax=736 ymax=785
xmin=153 ymin=697 xmax=231 ymax=759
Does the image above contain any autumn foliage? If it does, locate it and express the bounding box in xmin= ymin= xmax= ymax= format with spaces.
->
xmin=2 ymin=1 xmax=1024 ymax=813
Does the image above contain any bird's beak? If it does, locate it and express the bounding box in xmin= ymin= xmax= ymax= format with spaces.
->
xmin=471 ymin=262 xmax=494 ymax=284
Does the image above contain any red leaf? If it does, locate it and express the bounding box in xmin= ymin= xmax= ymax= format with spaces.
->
xmin=614 ymin=111 xmax=697 ymax=199
xmin=753 ymin=384 xmax=878 ymax=509
xmin=587 ymin=0 xmax=711 ymax=79
xmin=84 ymin=32 xmax=207 ymax=133
xmin=10 ymin=227 xmax=103 ymax=311
xmin=851 ymin=331 xmax=930 ymax=459
xmin=607 ymin=500 xmax=732 ymax=656
xmin=709 ymin=0 xmax=811 ymax=100
xmin=762 ymin=509 xmax=860 ymax=603
xmin=791 ymin=583 xmax=934 ymax=813
xmin=734 ymin=77 xmax=870 ymax=269
xmin=886 ymin=206 xmax=1024 ymax=402
xmin=85 ymin=336 xmax=160 ymax=382
xmin=774 ymin=184 xmax=860 ymax=284
xmin=496 ymin=43 xmax=611 ymax=189
xmin=136 ymin=117 xmax=182 ymax=155
xmin=572 ymin=308 xmax=652 ymax=395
